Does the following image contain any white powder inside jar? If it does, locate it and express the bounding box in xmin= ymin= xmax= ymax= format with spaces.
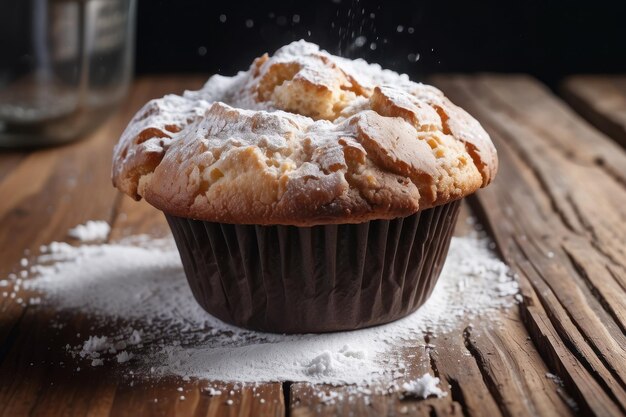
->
xmin=11 ymin=223 xmax=517 ymax=387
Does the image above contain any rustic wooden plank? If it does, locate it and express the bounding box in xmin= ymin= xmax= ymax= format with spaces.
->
xmin=0 ymin=122 xmax=121 ymax=365
xmin=428 ymin=329 xmax=504 ymax=417
xmin=470 ymin=74 xmax=626 ymax=185
xmin=431 ymin=74 xmax=626 ymax=416
xmin=0 ymin=74 xmax=285 ymax=417
xmin=291 ymin=383 xmax=462 ymax=417
xmin=105 ymin=381 xmax=284 ymax=417
xmin=289 ymin=204 xmax=468 ymax=417
xmin=3 ymin=73 xmax=625 ymax=417
xmin=0 ymin=152 xmax=26 ymax=183
xmin=561 ymin=75 xmax=626 ymax=148
xmin=0 ymin=76 xmax=189 ymax=274
xmin=288 ymin=202 xmax=577 ymax=417
xmin=479 ymin=164 xmax=626 ymax=416
xmin=290 ymin=202 xmax=575 ymax=417
xmin=0 ymin=308 xmax=117 ymax=417
xmin=461 ymin=311 xmax=577 ymax=417
xmin=289 ymin=338 xmax=462 ymax=417
xmin=103 ymin=79 xmax=284 ymax=417
xmin=418 ymin=220 xmax=575 ymax=417
xmin=0 ymin=76 xmax=296 ymax=417
xmin=0 ymin=77 xmax=200 ymax=355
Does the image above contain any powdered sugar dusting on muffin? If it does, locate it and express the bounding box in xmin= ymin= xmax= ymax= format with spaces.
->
xmin=112 ymin=41 xmax=496 ymax=225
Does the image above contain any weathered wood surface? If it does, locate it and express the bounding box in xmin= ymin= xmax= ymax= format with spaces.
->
xmin=432 ymin=74 xmax=626 ymax=417
xmin=0 ymin=74 xmax=624 ymax=416
xmin=0 ymin=76 xmax=284 ymax=417
xmin=561 ymin=75 xmax=626 ymax=148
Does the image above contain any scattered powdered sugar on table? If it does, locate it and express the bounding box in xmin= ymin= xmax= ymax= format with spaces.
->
xmin=401 ymin=373 xmax=447 ymax=399
xmin=8 ymin=224 xmax=518 ymax=387
xmin=67 ymin=220 xmax=111 ymax=241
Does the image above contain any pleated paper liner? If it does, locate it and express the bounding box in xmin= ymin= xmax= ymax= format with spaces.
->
xmin=165 ymin=199 xmax=461 ymax=334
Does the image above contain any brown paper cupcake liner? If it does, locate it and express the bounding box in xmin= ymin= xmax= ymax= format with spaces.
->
xmin=165 ymin=199 xmax=460 ymax=334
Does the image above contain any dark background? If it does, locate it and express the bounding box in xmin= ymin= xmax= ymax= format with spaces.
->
xmin=135 ymin=0 xmax=626 ymax=87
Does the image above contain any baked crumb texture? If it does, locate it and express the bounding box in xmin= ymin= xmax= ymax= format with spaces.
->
xmin=112 ymin=41 xmax=497 ymax=226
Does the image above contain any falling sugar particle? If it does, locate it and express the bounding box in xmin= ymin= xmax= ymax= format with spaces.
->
xmin=219 ymin=14 xmax=226 ymax=23
xmin=370 ymin=43 xmax=377 ymax=50
xmin=408 ymin=53 xmax=420 ymax=62
xmin=408 ymin=27 xmax=415 ymax=34
xmin=197 ymin=46 xmax=207 ymax=56
xmin=397 ymin=25 xmax=404 ymax=32
xmin=292 ymin=14 xmax=300 ymax=23
xmin=245 ymin=19 xmax=254 ymax=28
xmin=354 ymin=36 xmax=367 ymax=47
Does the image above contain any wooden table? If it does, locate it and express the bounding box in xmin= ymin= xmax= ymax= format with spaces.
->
xmin=562 ymin=75 xmax=626 ymax=149
xmin=0 ymin=75 xmax=624 ymax=417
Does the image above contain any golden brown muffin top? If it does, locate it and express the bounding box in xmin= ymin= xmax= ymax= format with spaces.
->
xmin=112 ymin=41 xmax=497 ymax=226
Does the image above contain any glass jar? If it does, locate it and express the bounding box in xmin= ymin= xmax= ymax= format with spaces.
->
xmin=0 ymin=0 xmax=136 ymax=147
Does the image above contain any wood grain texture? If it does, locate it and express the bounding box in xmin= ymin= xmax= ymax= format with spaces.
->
xmin=561 ymin=75 xmax=626 ymax=148
xmin=1 ymin=74 xmax=625 ymax=416
xmin=0 ymin=76 xmax=284 ymax=417
xmin=432 ymin=74 xmax=626 ymax=417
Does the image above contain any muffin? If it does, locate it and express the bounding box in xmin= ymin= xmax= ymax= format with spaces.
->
xmin=112 ymin=41 xmax=497 ymax=333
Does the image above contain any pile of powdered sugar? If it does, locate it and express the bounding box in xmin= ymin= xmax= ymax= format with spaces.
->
xmin=67 ymin=220 xmax=111 ymax=242
xmin=6 ymin=219 xmax=518 ymax=388
xmin=401 ymin=373 xmax=448 ymax=399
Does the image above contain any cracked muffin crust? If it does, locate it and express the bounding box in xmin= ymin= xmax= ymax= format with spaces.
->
xmin=112 ymin=41 xmax=497 ymax=226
